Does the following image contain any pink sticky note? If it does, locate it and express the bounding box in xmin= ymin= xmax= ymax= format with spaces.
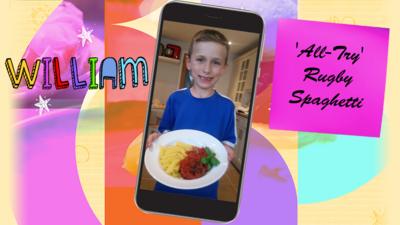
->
xmin=270 ymin=19 xmax=389 ymax=137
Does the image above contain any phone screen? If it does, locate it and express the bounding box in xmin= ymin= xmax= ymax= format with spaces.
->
xmin=136 ymin=2 xmax=263 ymax=222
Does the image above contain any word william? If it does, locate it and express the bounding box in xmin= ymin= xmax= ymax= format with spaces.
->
xmin=5 ymin=57 xmax=149 ymax=89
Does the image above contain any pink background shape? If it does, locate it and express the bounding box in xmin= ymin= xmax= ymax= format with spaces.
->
xmin=270 ymin=19 xmax=389 ymax=137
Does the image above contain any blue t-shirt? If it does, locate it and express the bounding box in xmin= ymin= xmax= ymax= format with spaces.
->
xmin=158 ymin=88 xmax=237 ymax=147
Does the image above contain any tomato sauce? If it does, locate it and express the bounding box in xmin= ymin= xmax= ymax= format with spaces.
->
xmin=179 ymin=147 xmax=209 ymax=179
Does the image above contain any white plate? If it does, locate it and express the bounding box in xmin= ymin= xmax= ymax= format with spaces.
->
xmin=144 ymin=129 xmax=228 ymax=190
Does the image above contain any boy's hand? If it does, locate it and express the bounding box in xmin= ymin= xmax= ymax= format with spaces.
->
xmin=146 ymin=132 xmax=161 ymax=149
xmin=223 ymin=144 xmax=235 ymax=161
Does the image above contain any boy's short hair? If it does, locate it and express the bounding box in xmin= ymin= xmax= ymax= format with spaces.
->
xmin=188 ymin=29 xmax=230 ymax=64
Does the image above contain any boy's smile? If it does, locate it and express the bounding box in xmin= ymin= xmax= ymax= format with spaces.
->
xmin=186 ymin=41 xmax=227 ymax=91
xmin=198 ymin=75 xmax=214 ymax=83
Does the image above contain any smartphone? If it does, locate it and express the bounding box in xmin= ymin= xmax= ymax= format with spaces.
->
xmin=136 ymin=1 xmax=264 ymax=222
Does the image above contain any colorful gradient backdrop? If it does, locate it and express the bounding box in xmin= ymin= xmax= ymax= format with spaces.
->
xmin=1 ymin=0 xmax=399 ymax=225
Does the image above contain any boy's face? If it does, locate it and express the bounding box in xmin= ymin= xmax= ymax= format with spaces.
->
xmin=186 ymin=41 xmax=227 ymax=90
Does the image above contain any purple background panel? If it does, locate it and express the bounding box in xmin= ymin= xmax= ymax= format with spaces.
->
xmin=18 ymin=109 xmax=100 ymax=225
xmin=203 ymin=130 xmax=297 ymax=225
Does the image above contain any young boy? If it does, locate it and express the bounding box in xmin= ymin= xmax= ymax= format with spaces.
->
xmin=147 ymin=29 xmax=236 ymax=199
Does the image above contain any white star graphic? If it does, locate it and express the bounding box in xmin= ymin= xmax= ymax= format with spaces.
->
xmin=34 ymin=95 xmax=51 ymax=116
xmin=77 ymin=26 xmax=93 ymax=47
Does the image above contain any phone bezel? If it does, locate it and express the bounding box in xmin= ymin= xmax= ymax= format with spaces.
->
xmin=135 ymin=1 xmax=264 ymax=222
